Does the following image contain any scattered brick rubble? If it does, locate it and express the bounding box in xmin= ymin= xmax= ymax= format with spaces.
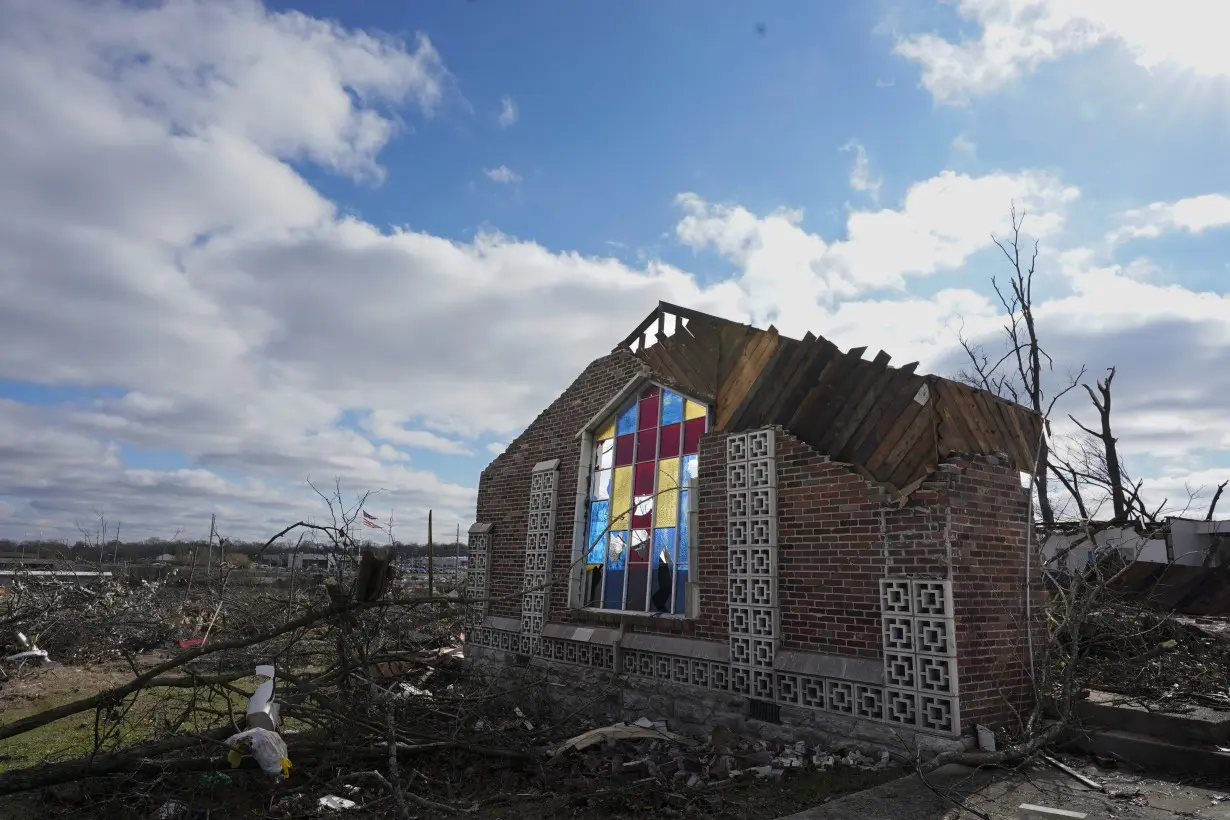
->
xmin=545 ymin=717 xmax=897 ymax=790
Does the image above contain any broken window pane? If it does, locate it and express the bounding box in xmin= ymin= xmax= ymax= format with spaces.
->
xmin=682 ymin=453 xmax=698 ymax=481
xmin=592 ymin=468 xmax=612 ymax=501
xmin=595 ymin=437 xmax=614 ymax=470
xmin=649 ymin=528 xmax=675 ymax=613
xmin=585 ymin=565 xmax=603 ymax=607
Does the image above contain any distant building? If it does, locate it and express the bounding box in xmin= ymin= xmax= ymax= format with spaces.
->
xmin=277 ymin=551 xmax=338 ymax=571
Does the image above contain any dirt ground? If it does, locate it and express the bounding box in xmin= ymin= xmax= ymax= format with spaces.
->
xmin=961 ymin=758 xmax=1230 ymax=820
xmin=0 ymin=662 xmax=132 ymax=716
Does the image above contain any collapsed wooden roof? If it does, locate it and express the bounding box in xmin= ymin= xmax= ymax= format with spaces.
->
xmin=617 ymin=301 xmax=1043 ymax=496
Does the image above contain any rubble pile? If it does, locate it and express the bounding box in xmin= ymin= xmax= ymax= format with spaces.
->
xmin=543 ymin=718 xmax=897 ymax=792
xmin=1077 ymin=606 xmax=1230 ymax=709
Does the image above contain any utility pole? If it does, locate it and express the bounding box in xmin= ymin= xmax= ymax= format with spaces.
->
xmin=427 ymin=509 xmax=434 ymax=596
xmin=206 ymin=514 xmax=216 ymax=580
xmin=455 ymin=522 xmax=461 ymax=583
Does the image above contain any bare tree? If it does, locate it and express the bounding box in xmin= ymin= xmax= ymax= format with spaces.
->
xmin=1066 ymin=368 xmax=1129 ymax=521
xmin=957 ymin=205 xmax=1085 ymax=526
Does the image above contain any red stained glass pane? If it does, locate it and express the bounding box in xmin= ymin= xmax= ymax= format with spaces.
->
xmin=635 ymin=428 xmax=657 ymax=461
xmin=634 ymin=462 xmax=655 ymax=495
xmin=629 ymin=529 xmax=650 ymax=563
xmin=638 ymin=395 xmax=659 ymax=430
xmin=683 ymin=417 xmax=705 ymax=455
xmin=659 ymin=423 xmax=681 ymax=458
xmin=614 ymin=433 xmax=634 ymax=467
xmin=632 ymin=506 xmax=652 ymax=530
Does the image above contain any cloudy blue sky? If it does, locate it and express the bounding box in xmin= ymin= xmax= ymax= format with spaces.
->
xmin=2 ymin=0 xmax=1228 ymax=542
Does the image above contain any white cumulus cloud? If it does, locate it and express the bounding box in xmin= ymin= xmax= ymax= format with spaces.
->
xmin=1108 ymin=194 xmax=1230 ymax=244
xmin=896 ymin=0 xmax=1230 ymax=104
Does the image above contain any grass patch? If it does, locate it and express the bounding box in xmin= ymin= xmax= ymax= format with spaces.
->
xmin=0 ymin=677 xmax=268 ymax=774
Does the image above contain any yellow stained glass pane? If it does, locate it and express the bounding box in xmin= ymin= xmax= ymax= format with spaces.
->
xmin=598 ymin=418 xmax=616 ymax=441
xmin=655 ymin=488 xmax=678 ymax=529
xmin=657 ymin=456 xmax=680 ymax=492
xmin=609 ymin=465 xmax=632 ymax=531
xmin=655 ymin=457 xmax=680 ymax=528
xmin=684 ymin=400 xmax=706 ymax=420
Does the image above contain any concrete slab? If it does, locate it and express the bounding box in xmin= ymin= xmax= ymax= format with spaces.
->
xmin=776 ymin=757 xmax=1230 ymax=820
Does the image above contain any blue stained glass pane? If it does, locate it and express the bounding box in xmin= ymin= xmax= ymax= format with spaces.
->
xmin=603 ymin=569 xmax=625 ymax=609
xmin=607 ymin=531 xmax=627 ymax=570
xmin=653 ymin=527 xmax=676 ymax=562
xmin=587 ymin=499 xmax=609 ymax=558
xmin=587 ymin=533 xmax=606 ymax=565
xmin=661 ymin=391 xmax=683 ymax=425
xmin=682 ymin=454 xmax=698 ymax=481
xmin=616 ymin=403 xmax=637 ymax=436
xmin=678 ymin=490 xmax=689 ymax=569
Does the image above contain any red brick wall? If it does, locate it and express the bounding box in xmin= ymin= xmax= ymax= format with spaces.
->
xmin=945 ymin=454 xmax=1043 ymax=733
xmin=774 ymin=429 xmax=1041 ymax=732
xmin=776 ymin=430 xmax=887 ymax=659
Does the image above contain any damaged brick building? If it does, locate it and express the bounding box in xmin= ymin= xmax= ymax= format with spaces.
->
xmin=463 ymin=302 xmax=1045 ymax=751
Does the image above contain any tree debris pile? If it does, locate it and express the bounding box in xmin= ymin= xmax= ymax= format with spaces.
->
xmin=1 ymin=576 xmax=184 ymax=664
xmin=0 ymin=542 xmax=900 ymax=819
xmin=1072 ymin=605 xmax=1230 ymax=709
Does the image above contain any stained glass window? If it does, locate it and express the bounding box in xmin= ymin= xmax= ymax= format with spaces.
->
xmin=582 ymin=385 xmax=707 ymax=613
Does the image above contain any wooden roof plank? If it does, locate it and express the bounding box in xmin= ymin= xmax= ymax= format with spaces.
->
xmin=770 ymin=337 xmax=838 ymax=426
xmin=662 ymin=326 xmax=718 ymax=398
xmin=843 ymin=367 xmax=914 ymax=465
xmin=869 ymin=400 xmax=932 ymax=483
xmin=848 ymin=372 xmax=927 ymax=467
xmin=827 ymin=355 xmax=900 ymax=460
xmin=715 ymin=324 xmax=755 ymax=387
xmin=967 ymin=387 xmax=1008 ymax=455
xmin=716 ymin=328 xmax=780 ymax=430
xmin=785 ymin=349 xmax=850 ymax=434
xmin=933 ymin=381 xmax=981 ymax=458
xmin=726 ymin=338 xmax=799 ymax=431
xmin=889 ymin=410 xmax=940 ymax=491
xmin=991 ymin=396 xmax=1037 ymax=468
xmin=756 ymin=332 xmax=816 ymax=423
xmin=800 ymin=347 xmax=871 ymax=448
xmin=651 ymin=332 xmax=706 ymax=398
xmin=864 ymin=397 xmax=927 ymax=477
